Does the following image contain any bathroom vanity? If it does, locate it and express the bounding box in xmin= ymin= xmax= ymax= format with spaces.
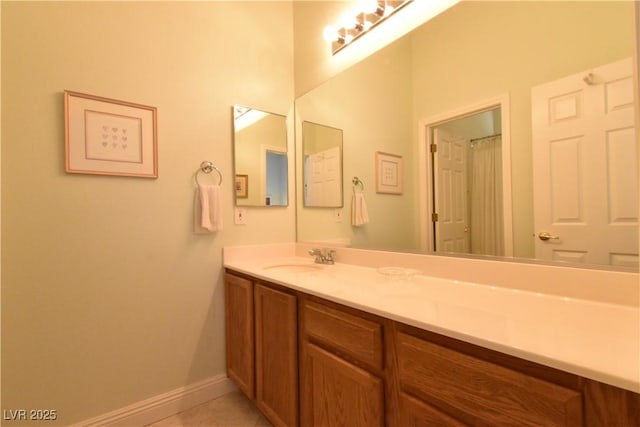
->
xmin=223 ymin=244 xmax=639 ymax=427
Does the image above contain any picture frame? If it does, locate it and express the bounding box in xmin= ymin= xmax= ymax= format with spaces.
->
xmin=235 ymin=174 xmax=248 ymax=198
xmin=64 ymin=90 xmax=158 ymax=178
xmin=375 ymin=151 xmax=404 ymax=194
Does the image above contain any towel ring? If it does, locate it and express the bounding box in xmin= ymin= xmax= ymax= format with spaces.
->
xmin=352 ymin=177 xmax=364 ymax=192
xmin=195 ymin=161 xmax=222 ymax=186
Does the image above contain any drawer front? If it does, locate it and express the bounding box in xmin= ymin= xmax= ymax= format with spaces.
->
xmin=397 ymin=332 xmax=583 ymax=427
xmin=303 ymin=300 xmax=383 ymax=370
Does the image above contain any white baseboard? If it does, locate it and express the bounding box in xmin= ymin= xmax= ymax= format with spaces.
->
xmin=73 ymin=374 xmax=237 ymax=427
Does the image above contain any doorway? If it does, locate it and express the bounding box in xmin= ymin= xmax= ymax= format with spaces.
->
xmin=418 ymin=95 xmax=513 ymax=256
xmin=265 ymin=151 xmax=288 ymax=206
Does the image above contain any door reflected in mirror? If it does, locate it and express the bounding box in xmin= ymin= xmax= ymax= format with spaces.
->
xmin=302 ymin=121 xmax=344 ymax=208
xmin=233 ymin=105 xmax=288 ymax=207
xmin=432 ymin=107 xmax=505 ymax=257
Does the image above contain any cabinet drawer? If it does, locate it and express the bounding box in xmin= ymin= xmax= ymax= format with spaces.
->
xmin=396 ymin=332 xmax=583 ymax=427
xmin=302 ymin=300 xmax=383 ymax=371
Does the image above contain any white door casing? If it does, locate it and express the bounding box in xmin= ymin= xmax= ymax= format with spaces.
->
xmin=531 ymin=57 xmax=638 ymax=267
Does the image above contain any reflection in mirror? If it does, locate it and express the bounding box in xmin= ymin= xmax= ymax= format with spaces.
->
xmin=302 ymin=121 xmax=344 ymax=207
xmin=432 ymin=107 xmax=504 ymax=257
xmin=233 ymin=105 xmax=288 ymax=206
xmin=295 ymin=1 xmax=637 ymax=270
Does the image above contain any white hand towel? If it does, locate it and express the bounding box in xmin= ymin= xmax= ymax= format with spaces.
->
xmin=351 ymin=192 xmax=370 ymax=226
xmin=194 ymin=184 xmax=223 ymax=233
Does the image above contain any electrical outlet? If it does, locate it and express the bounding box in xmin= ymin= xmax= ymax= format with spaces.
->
xmin=334 ymin=208 xmax=343 ymax=222
xmin=234 ymin=208 xmax=247 ymax=225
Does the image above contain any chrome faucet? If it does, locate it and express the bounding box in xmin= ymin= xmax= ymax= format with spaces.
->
xmin=308 ymin=248 xmax=336 ymax=265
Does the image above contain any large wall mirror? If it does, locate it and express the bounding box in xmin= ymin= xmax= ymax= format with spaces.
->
xmin=233 ymin=105 xmax=288 ymax=206
xmin=295 ymin=1 xmax=638 ymax=270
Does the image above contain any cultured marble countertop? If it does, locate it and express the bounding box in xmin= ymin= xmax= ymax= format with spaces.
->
xmin=223 ymin=243 xmax=640 ymax=393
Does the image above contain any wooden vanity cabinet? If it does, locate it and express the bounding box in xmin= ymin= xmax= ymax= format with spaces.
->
xmin=226 ymin=270 xmax=639 ymax=427
xmin=300 ymin=296 xmax=385 ymax=427
xmin=390 ymin=323 xmax=640 ymax=427
xmin=224 ymin=272 xmax=298 ymax=427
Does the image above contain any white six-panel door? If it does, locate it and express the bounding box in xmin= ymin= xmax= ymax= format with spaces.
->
xmin=304 ymin=146 xmax=342 ymax=207
xmin=531 ymin=58 xmax=638 ymax=267
xmin=434 ymin=128 xmax=470 ymax=253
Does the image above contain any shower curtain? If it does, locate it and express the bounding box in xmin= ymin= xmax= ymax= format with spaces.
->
xmin=470 ymin=136 xmax=504 ymax=256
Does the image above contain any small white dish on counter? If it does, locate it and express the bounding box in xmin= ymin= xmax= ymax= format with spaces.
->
xmin=377 ymin=266 xmax=421 ymax=281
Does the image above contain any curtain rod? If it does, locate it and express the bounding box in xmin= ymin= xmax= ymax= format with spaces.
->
xmin=470 ymin=133 xmax=502 ymax=143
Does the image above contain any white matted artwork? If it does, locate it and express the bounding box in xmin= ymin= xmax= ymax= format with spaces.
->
xmin=64 ymin=90 xmax=158 ymax=178
xmin=375 ymin=151 xmax=403 ymax=194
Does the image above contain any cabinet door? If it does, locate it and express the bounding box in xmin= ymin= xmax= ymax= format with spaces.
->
xmin=255 ymin=284 xmax=298 ymax=427
xmin=301 ymin=342 xmax=384 ymax=427
xmin=224 ymin=273 xmax=254 ymax=399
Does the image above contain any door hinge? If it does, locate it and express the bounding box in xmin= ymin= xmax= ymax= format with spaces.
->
xmin=430 ymin=143 xmax=437 ymax=153
xmin=432 ymin=212 xmax=439 ymax=222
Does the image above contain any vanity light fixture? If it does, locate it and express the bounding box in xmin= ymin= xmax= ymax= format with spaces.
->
xmin=323 ymin=0 xmax=413 ymax=55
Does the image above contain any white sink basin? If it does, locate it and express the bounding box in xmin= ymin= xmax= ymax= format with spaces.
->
xmin=261 ymin=261 xmax=324 ymax=273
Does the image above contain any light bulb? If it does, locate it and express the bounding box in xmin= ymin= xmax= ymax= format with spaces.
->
xmin=323 ymin=25 xmax=340 ymax=42
xmin=344 ymin=33 xmax=354 ymax=44
xmin=361 ymin=0 xmax=381 ymax=14
xmin=340 ymin=11 xmax=358 ymax=30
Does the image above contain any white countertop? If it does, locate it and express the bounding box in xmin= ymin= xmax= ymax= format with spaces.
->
xmin=223 ymin=243 xmax=640 ymax=393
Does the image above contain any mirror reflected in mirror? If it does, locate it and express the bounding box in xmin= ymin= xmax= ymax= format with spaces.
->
xmin=302 ymin=121 xmax=344 ymax=208
xmin=295 ymin=1 xmax=637 ymax=270
xmin=233 ymin=105 xmax=288 ymax=207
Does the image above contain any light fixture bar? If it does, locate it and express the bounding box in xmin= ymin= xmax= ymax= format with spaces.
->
xmin=326 ymin=0 xmax=413 ymax=55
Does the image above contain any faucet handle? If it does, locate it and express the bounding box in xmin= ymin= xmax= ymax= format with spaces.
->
xmin=325 ymin=249 xmax=336 ymax=264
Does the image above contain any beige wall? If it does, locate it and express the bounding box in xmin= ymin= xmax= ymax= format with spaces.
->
xmin=1 ymin=2 xmax=293 ymax=425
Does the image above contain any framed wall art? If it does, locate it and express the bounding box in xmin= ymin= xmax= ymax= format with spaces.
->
xmin=64 ymin=90 xmax=158 ymax=178
xmin=235 ymin=174 xmax=248 ymax=198
xmin=375 ymin=151 xmax=403 ymax=194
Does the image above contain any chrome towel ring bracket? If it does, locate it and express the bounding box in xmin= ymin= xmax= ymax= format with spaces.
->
xmin=352 ymin=176 xmax=364 ymax=193
xmin=195 ymin=161 xmax=222 ymax=186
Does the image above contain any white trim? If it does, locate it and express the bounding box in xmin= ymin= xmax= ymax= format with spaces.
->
xmin=72 ymin=375 xmax=236 ymax=427
xmin=418 ymin=94 xmax=514 ymax=257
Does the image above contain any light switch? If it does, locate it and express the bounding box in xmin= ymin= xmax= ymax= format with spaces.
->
xmin=234 ymin=208 xmax=247 ymax=225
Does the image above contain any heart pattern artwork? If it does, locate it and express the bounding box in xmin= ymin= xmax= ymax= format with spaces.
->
xmin=101 ymin=125 xmax=130 ymax=151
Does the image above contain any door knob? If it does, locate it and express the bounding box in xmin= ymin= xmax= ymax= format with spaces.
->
xmin=538 ymin=231 xmax=560 ymax=241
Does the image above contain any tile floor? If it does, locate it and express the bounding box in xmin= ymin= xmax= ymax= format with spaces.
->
xmin=147 ymin=391 xmax=273 ymax=427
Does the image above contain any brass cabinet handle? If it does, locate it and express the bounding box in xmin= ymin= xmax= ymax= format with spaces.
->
xmin=538 ymin=231 xmax=560 ymax=241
